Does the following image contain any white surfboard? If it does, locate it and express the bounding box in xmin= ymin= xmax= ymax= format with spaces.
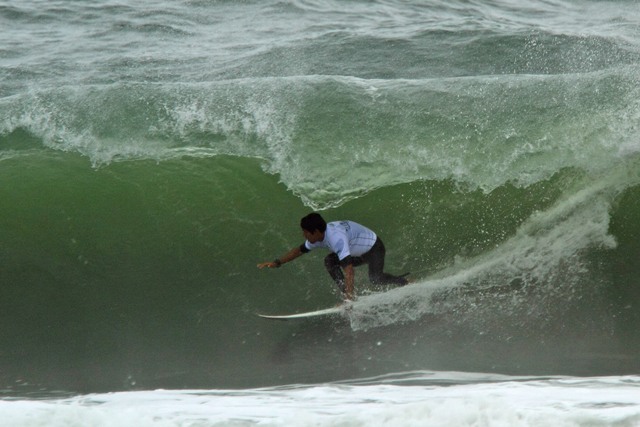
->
xmin=257 ymin=305 xmax=347 ymax=320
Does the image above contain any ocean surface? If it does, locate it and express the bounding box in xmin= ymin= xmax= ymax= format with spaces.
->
xmin=2 ymin=0 xmax=640 ymax=425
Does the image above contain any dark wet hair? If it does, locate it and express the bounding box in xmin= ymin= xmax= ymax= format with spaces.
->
xmin=300 ymin=213 xmax=327 ymax=233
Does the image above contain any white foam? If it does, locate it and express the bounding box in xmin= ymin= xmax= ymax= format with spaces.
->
xmin=2 ymin=374 xmax=639 ymax=427
xmin=4 ymin=68 xmax=639 ymax=210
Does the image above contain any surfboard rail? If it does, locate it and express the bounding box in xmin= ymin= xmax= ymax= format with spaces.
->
xmin=257 ymin=305 xmax=348 ymax=320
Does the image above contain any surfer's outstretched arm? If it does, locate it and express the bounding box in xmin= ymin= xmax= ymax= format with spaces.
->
xmin=257 ymin=246 xmax=304 ymax=269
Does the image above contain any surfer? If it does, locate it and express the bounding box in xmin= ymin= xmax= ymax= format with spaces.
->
xmin=258 ymin=213 xmax=408 ymax=301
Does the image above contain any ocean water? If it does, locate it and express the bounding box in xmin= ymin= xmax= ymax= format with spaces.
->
xmin=2 ymin=0 xmax=640 ymax=425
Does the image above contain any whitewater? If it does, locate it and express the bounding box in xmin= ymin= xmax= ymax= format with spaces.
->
xmin=2 ymin=373 xmax=640 ymax=427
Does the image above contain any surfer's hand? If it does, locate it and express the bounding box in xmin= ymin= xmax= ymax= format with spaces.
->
xmin=257 ymin=261 xmax=279 ymax=269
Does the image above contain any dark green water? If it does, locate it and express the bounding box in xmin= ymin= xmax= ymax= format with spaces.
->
xmin=1 ymin=145 xmax=640 ymax=393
